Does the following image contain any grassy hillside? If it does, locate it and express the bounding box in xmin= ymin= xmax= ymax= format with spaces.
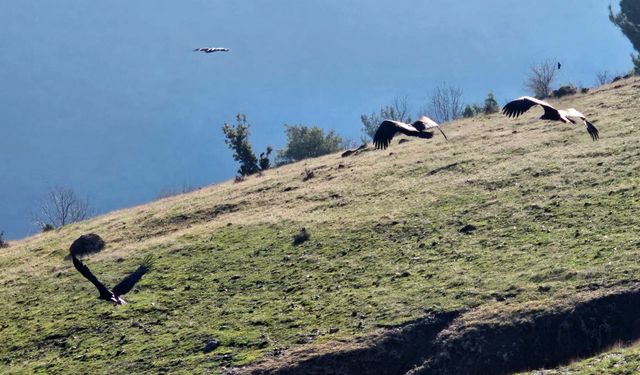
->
xmin=1 ymin=77 xmax=639 ymax=374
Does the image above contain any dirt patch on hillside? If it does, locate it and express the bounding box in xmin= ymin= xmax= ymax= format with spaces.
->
xmin=236 ymin=285 xmax=640 ymax=375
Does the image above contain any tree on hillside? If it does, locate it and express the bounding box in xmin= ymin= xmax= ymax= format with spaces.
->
xmin=34 ymin=186 xmax=92 ymax=230
xmin=276 ymin=125 xmax=343 ymax=165
xmin=463 ymin=104 xmax=483 ymax=118
xmin=525 ymin=60 xmax=557 ymax=99
xmin=222 ymin=114 xmax=272 ymax=177
xmin=483 ymin=92 xmax=500 ymax=114
xmin=426 ymin=84 xmax=464 ymax=123
xmin=360 ymin=97 xmax=411 ymax=139
xmin=610 ymin=1 xmax=640 ymax=74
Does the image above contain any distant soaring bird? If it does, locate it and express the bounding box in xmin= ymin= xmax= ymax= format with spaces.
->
xmin=502 ymin=96 xmax=599 ymax=141
xmin=72 ymin=255 xmax=153 ymax=305
xmin=193 ymin=47 xmax=230 ymax=53
xmin=373 ymin=116 xmax=448 ymax=150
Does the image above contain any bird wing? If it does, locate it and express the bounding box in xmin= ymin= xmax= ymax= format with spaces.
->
xmin=373 ymin=120 xmax=418 ymax=149
xmin=565 ymin=108 xmax=586 ymax=120
xmin=503 ymin=96 xmax=558 ymax=119
xmin=414 ymin=116 xmax=449 ymax=140
xmin=112 ymin=255 xmax=154 ymax=296
xmin=72 ymin=256 xmax=112 ymax=299
xmin=415 ymin=115 xmax=440 ymax=129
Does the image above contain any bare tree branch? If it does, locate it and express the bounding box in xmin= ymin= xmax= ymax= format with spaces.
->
xmin=525 ymin=61 xmax=558 ymax=99
xmin=34 ymin=186 xmax=92 ymax=229
xmin=426 ymin=84 xmax=464 ymax=123
xmin=595 ymin=71 xmax=612 ymax=86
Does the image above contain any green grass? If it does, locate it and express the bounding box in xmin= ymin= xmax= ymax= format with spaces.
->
xmin=1 ymin=77 xmax=639 ymax=374
xmin=521 ymin=343 xmax=640 ymax=374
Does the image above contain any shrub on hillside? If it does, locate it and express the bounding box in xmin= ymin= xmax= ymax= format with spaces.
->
xmin=463 ymin=104 xmax=482 ymax=118
xmin=276 ymin=125 xmax=343 ymax=165
xmin=0 ymin=231 xmax=8 ymax=248
xmin=462 ymin=92 xmax=497 ymax=118
xmin=259 ymin=146 xmax=273 ymax=171
xmin=552 ymin=85 xmax=578 ymax=98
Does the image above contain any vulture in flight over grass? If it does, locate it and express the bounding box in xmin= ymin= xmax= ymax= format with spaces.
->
xmin=373 ymin=116 xmax=448 ymax=150
xmin=72 ymin=255 xmax=153 ymax=305
xmin=193 ymin=47 xmax=230 ymax=53
xmin=502 ymin=96 xmax=599 ymax=141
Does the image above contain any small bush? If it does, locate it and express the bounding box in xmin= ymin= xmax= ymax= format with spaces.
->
xmin=292 ymin=228 xmax=310 ymax=245
xmin=41 ymin=224 xmax=55 ymax=232
xmin=259 ymin=146 xmax=273 ymax=171
xmin=302 ymin=168 xmax=315 ymax=181
xmin=552 ymin=85 xmax=577 ymax=98
xmin=0 ymin=232 xmax=8 ymax=248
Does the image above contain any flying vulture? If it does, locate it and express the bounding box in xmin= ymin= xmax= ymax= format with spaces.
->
xmin=373 ymin=116 xmax=448 ymax=150
xmin=193 ymin=47 xmax=230 ymax=53
xmin=72 ymin=255 xmax=153 ymax=305
xmin=502 ymin=96 xmax=599 ymax=141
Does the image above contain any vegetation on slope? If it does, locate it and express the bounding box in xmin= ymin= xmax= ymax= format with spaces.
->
xmin=0 ymin=78 xmax=639 ymax=374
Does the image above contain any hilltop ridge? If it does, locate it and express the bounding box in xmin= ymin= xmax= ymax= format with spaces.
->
xmin=1 ymin=77 xmax=639 ymax=374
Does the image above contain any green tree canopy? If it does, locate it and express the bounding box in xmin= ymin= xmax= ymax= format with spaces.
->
xmin=277 ymin=125 xmax=343 ymax=164
xmin=610 ymin=1 xmax=640 ymax=73
xmin=222 ymin=114 xmax=260 ymax=176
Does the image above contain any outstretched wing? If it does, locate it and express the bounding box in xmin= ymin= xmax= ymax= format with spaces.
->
xmin=373 ymin=120 xmax=418 ymax=149
xmin=413 ymin=116 xmax=448 ymax=140
xmin=503 ymin=96 xmax=558 ymax=119
xmin=565 ymin=108 xmax=586 ymax=120
xmin=584 ymin=120 xmax=599 ymax=141
xmin=72 ymin=256 xmax=112 ymax=299
xmin=112 ymin=255 xmax=154 ymax=296
xmin=564 ymin=109 xmax=599 ymax=141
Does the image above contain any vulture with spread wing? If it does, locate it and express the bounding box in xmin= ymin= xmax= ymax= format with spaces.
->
xmin=373 ymin=116 xmax=448 ymax=150
xmin=72 ymin=255 xmax=153 ymax=305
xmin=502 ymin=96 xmax=599 ymax=141
xmin=193 ymin=47 xmax=230 ymax=53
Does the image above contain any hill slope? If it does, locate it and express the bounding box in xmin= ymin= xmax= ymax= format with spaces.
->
xmin=1 ymin=77 xmax=639 ymax=374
